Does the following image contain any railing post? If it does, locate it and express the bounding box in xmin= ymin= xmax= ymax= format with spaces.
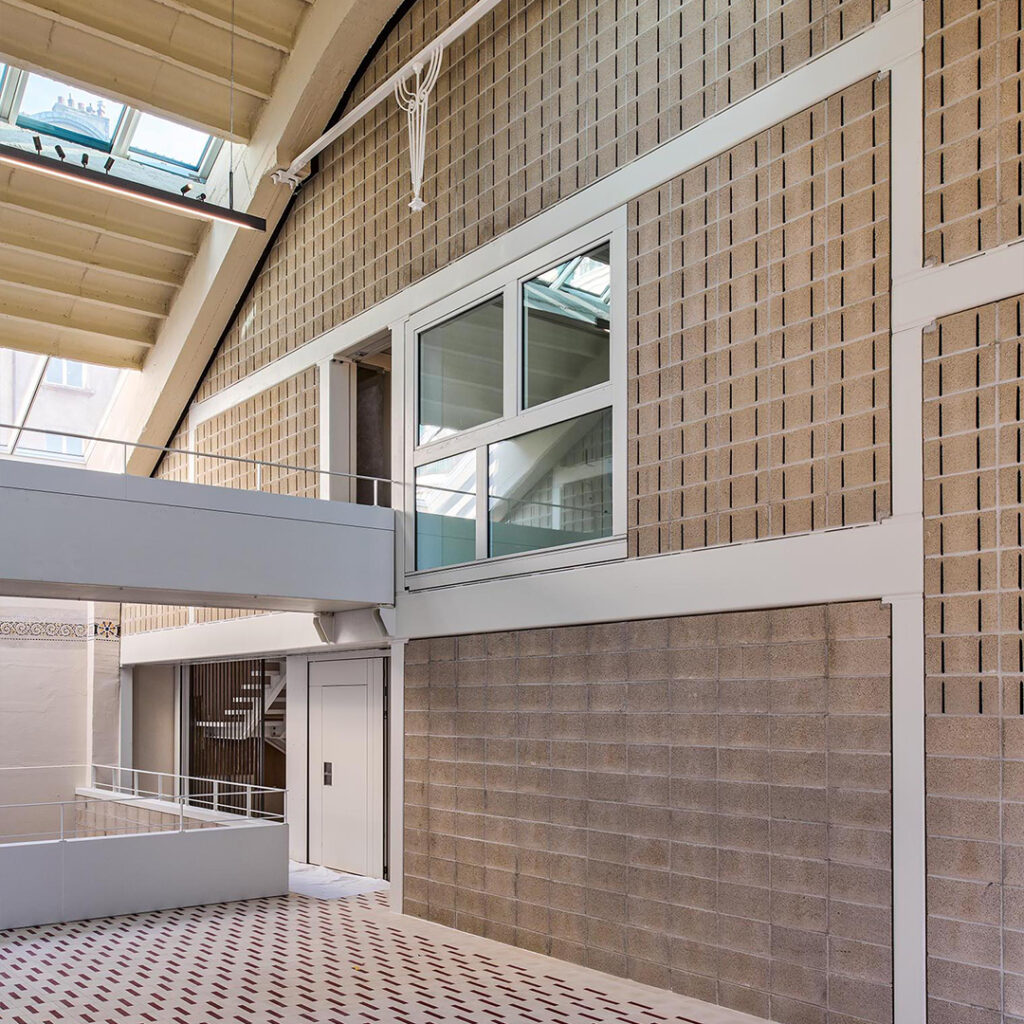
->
xmin=122 ymin=441 xmax=128 ymax=475
xmin=246 ymin=787 xmax=252 ymax=817
xmin=373 ymin=477 xmax=379 ymax=506
xmin=179 ymin=798 xmax=184 ymax=833
xmin=256 ymin=463 xmax=262 ymax=491
xmin=213 ymin=780 xmax=219 ymax=813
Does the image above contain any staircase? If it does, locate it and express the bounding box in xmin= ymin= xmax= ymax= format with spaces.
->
xmin=192 ymin=661 xmax=286 ymax=754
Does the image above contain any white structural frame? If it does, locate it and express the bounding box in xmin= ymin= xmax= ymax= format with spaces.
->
xmin=117 ymin=0 xmax=1024 ymax=1018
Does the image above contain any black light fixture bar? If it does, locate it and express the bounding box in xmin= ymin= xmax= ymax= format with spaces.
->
xmin=0 ymin=143 xmax=266 ymax=231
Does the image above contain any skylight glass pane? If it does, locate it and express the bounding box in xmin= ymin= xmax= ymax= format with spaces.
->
xmin=17 ymin=73 xmax=125 ymax=147
xmin=0 ymin=348 xmax=45 ymax=451
xmin=129 ymin=112 xmax=210 ymax=170
xmin=15 ymin=357 xmax=124 ymax=462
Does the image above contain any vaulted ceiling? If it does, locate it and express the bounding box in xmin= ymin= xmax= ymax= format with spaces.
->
xmin=0 ymin=0 xmax=401 ymax=461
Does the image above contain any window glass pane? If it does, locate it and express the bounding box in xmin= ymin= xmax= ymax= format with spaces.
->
xmin=523 ymin=243 xmax=610 ymax=409
xmin=418 ymin=296 xmax=503 ymax=444
xmin=415 ymin=452 xmax=477 ymax=570
xmin=18 ymin=73 xmax=124 ymax=147
xmin=488 ymin=407 xmax=612 ymax=558
xmin=129 ymin=112 xmax=211 ymax=170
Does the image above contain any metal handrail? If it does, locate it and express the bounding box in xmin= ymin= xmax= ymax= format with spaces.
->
xmin=0 ymin=764 xmax=287 ymax=845
xmin=0 ymin=422 xmax=399 ymax=505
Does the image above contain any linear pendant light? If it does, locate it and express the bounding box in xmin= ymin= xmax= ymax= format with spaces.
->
xmin=0 ymin=143 xmax=266 ymax=231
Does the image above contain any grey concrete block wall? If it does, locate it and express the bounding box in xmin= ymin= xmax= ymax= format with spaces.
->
xmin=405 ymin=601 xmax=893 ymax=1024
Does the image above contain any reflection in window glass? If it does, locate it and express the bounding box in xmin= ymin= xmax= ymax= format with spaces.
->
xmin=415 ymin=452 xmax=477 ymax=570
xmin=418 ymin=296 xmax=503 ymax=444
xmin=489 ymin=408 xmax=612 ymax=558
xmin=523 ymin=243 xmax=610 ymax=409
xmin=18 ymin=73 xmax=125 ymax=147
xmin=130 ymin=112 xmax=211 ymax=170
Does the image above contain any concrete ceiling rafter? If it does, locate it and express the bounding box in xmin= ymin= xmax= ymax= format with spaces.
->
xmin=0 ymin=266 xmax=171 ymax=319
xmin=2 ymin=233 xmax=186 ymax=288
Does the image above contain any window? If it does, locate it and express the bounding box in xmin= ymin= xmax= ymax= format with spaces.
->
xmin=415 ymin=452 xmax=477 ymax=570
xmin=44 ymin=359 xmax=86 ymax=389
xmin=489 ymin=408 xmax=612 ymax=557
xmin=523 ymin=244 xmax=610 ymax=408
xmin=1 ymin=347 xmax=125 ymax=464
xmin=42 ymin=432 xmax=85 ymax=457
xmin=1 ymin=64 xmax=220 ymax=183
xmin=409 ymin=221 xmax=624 ymax=578
xmin=418 ymin=296 xmax=504 ymax=443
xmin=129 ymin=112 xmax=215 ymax=174
xmin=17 ymin=73 xmax=125 ymax=150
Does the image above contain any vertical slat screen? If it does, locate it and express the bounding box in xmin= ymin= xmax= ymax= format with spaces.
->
xmin=187 ymin=659 xmax=267 ymax=813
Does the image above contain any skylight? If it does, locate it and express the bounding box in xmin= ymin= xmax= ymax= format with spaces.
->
xmin=129 ymin=112 xmax=213 ymax=173
xmin=0 ymin=348 xmax=126 ymax=465
xmin=0 ymin=63 xmax=223 ymax=183
xmin=18 ymin=72 xmax=126 ymax=149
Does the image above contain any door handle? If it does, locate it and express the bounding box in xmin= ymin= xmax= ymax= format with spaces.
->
xmin=323 ymin=761 xmax=332 ymax=786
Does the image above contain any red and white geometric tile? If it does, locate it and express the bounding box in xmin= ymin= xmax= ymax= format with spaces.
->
xmin=0 ymin=890 xmax=761 ymax=1024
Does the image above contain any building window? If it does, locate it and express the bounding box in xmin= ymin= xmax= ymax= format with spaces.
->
xmin=523 ymin=243 xmax=610 ymax=409
xmin=489 ymin=407 xmax=612 ymax=557
xmin=44 ymin=358 xmax=86 ymax=389
xmin=42 ymin=432 xmax=85 ymax=457
xmin=408 ymin=221 xmax=624 ymax=579
xmin=415 ymin=452 xmax=477 ymax=570
xmin=418 ymin=295 xmax=504 ymax=443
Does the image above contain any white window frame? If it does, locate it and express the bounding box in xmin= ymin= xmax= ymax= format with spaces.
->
xmin=402 ymin=211 xmax=627 ymax=590
xmin=43 ymin=357 xmax=89 ymax=390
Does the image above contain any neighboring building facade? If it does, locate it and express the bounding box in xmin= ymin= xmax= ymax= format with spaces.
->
xmin=117 ymin=2 xmax=1024 ymax=1024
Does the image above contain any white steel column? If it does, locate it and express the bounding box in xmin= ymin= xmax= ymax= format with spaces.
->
xmin=285 ymin=654 xmax=309 ymax=863
xmin=319 ymin=357 xmax=356 ymax=502
xmin=887 ymin=594 xmax=928 ymax=1024
xmin=885 ymin=23 xmax=927 ymax=1023
xmin=388 ymin=639 xmax=405 ymax=909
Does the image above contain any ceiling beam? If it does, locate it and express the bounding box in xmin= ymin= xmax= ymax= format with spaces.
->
xmin=0 ymin=265 xmax=171 ymax=318
xmin=0 ymin=188 xmax=202 ymax=258
xmin=0 ymin=330 xmax=146 ymax=369
xmin=0 ymin=303 xmax=157 ymax=349
xmin=2 ymin=0 xmax=276 ymax=99
xmin=150 ymin=0 xmax=297 ymax=53
xmin=2 ymin=232 xmax=185 ymax=287
xmin=0 ymin=5 xmax=259 ymax=140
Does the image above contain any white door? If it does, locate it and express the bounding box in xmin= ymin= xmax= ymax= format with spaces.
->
xmin=308 ymin=658 xmax=385 ymax=876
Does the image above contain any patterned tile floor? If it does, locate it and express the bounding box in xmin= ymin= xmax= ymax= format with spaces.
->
xmin=0 ymin=889 xmax=764 ymax=1024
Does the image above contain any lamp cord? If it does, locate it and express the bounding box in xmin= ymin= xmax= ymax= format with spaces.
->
xmin=228 ymin=0 xmax=235 ymax=211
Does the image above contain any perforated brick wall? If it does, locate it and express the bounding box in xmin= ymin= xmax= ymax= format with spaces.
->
xmin=405 ymin=601 xmax=893 ymax=1024
xmin=194 ymin=367 xmax=319 ymax=496
xmin=196 ymin=0 xmax=887 ymax=400
xmin=924 ymin=0 xmax=1024 ymax=264
xmin=923 ymin=294 xmax=1024 ymax=1024
xmin=627 ymin=76 xmax=891 ymax=557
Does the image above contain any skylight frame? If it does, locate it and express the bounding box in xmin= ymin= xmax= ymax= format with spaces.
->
xmin=1 ymin=348 xmax=127 ymax=465
xmin=0 ymin=64 xmax=222 ymax=183
xmin=15 ymin=70 xmax=128 ymax=153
